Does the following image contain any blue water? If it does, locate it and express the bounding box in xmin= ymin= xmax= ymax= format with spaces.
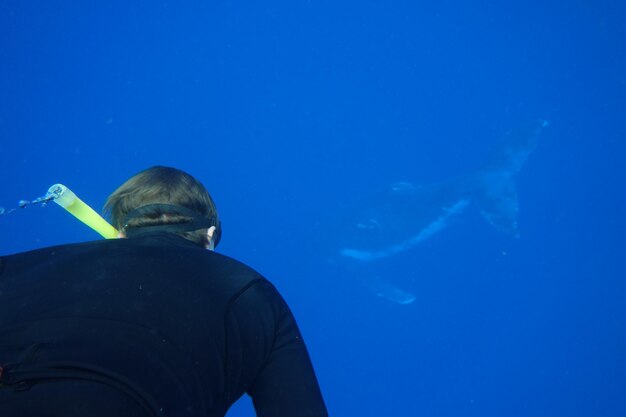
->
xmin=1 ymin=1 xmax=625 ymax=416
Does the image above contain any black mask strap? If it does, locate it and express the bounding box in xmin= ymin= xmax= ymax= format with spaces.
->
xmin=122 ymin=204 xmax=217 ymax=238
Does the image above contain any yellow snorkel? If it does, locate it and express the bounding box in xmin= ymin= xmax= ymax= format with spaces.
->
xmin=47 ymin=184 xmax=119 ymax=239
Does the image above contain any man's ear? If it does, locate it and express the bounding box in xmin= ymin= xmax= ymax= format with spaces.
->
xmin=206 ymin=226 xmax=216 ymax=250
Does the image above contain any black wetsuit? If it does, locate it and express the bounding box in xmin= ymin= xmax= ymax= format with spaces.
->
xmin=0 ymin=233 xmax=328 ymax=417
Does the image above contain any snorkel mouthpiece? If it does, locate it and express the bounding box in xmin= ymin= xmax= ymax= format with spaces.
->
xmin=48 ymin=184 xmax=119 ymax=239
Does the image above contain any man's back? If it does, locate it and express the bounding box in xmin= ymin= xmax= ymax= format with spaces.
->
xmin=0 ymin=233 xmax=327 ymax=417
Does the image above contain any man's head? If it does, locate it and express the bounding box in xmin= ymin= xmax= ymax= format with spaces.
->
xmin=104 ymin=166 xmax=221 ymax=249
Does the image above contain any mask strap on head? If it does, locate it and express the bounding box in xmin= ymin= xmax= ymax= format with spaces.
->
xmin=122 ymin=204 xmax=217 ymax=238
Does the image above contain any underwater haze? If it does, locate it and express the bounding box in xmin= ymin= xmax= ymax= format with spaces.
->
xmin=1 ymin=1 xmax=625 ymax=416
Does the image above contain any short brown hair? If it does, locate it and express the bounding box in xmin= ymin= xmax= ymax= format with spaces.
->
xmin=104 ymin=166 xmax=221 ymax=247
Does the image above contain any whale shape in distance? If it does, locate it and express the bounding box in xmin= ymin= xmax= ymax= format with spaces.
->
xmin=336 ymin=120 xmax=548 ymax=304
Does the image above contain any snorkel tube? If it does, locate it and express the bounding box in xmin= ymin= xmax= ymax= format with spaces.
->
xmin=47 ymin=184 xmax=119 ymax=239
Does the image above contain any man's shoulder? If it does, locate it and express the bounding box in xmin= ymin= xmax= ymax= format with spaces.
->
xmin=1 ymin=239 xmax=103 ymax=268
xmin=1 ymin=235 xmax=265 ymax=286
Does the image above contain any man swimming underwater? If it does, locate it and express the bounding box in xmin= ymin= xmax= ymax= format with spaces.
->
xmin=0 ymin=166 xmax=328 ymax=417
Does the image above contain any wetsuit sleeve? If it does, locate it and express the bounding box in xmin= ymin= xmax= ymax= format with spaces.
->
xmin=237 ymin=282 xmax=328 ymax=417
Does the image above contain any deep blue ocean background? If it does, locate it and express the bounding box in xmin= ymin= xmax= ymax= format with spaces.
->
xmin=1 ymin=1 xmax=625 ymax=416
